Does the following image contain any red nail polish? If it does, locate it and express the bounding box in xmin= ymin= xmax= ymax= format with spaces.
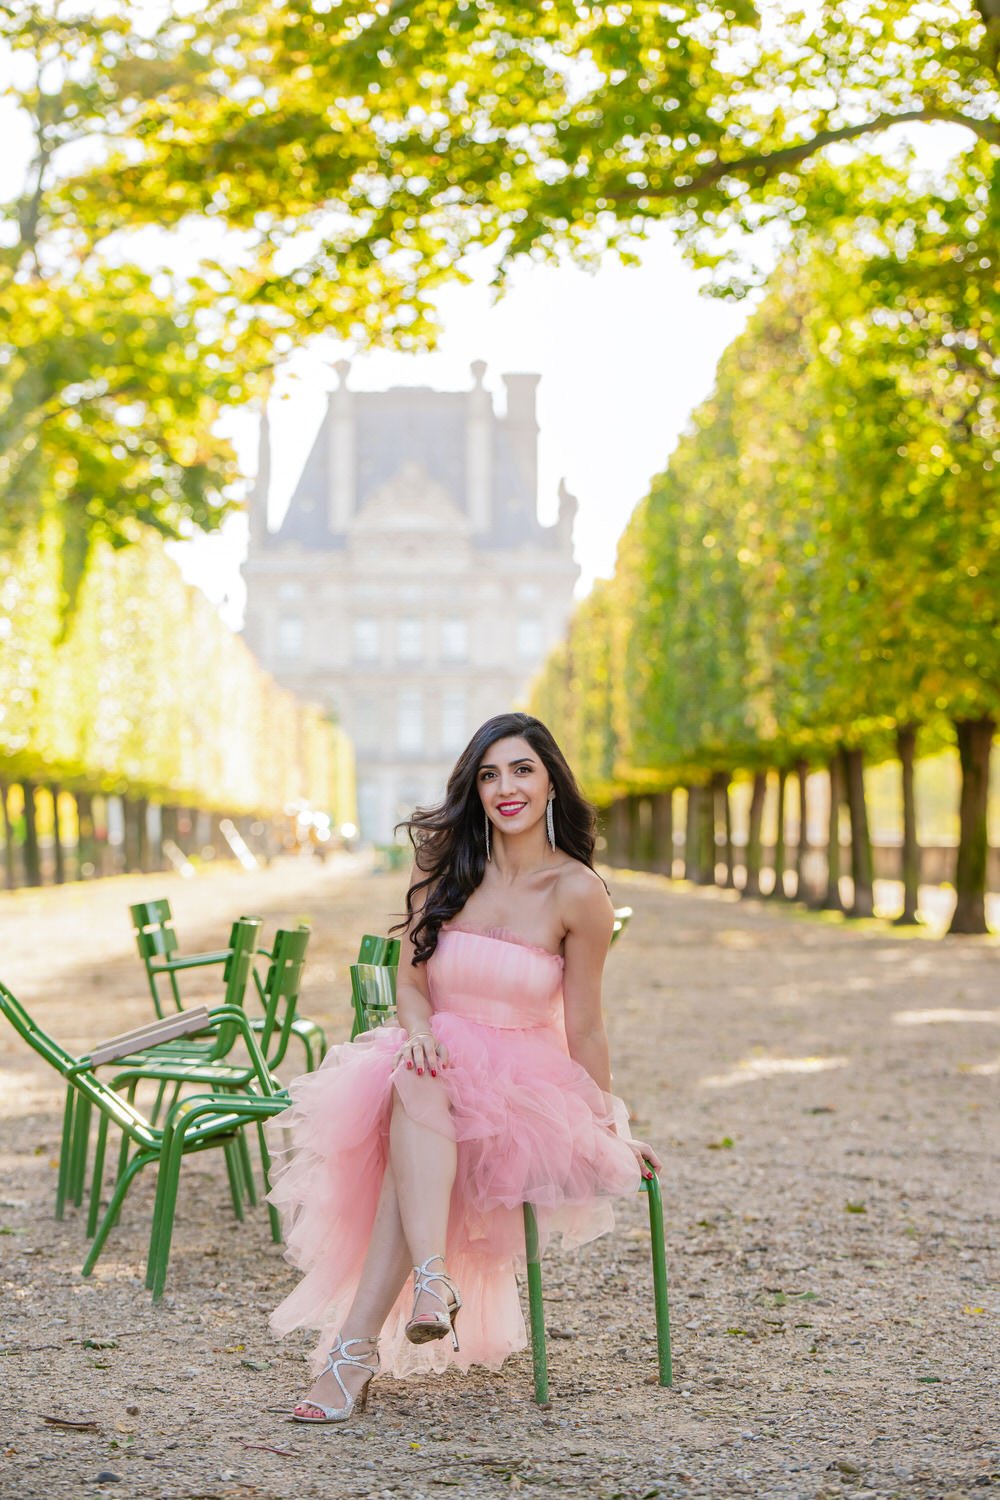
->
xmin=417 ymin=1068 xmax=423 ymax=1075
xmin=407 ymin=1062 xmax=413 ymax=1069
xmin=430 ymin=1069 xmax=437 ymax=1077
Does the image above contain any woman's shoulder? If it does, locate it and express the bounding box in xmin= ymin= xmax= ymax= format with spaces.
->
xmin=554 ymin=859 xmax=614 ymax=926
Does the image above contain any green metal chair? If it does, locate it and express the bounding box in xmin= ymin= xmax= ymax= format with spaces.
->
xmin=0 ymin=980 xmax=289 ymax=1301
xmin=129 ymin=898 xmax=234 ymax=1018
xmin=349 ymin=933 xmax=672 ymax=1402
xmin=57 ymin=917 xmax=263 ymax=1218
xmin=96 ymin=926 xmax=310 ymax=1222
xmin=611 ymin=905 xmax=634 ymax=945
xmin=130 ymin=898 xmax=325 ymax=1070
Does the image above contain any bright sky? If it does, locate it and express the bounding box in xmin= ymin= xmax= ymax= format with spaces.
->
xmin=182 ymin=233 xmax=750 ymax=626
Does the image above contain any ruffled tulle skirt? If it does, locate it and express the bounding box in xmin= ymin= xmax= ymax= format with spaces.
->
xmin=266 ymin=1012 xmax=641 ymax=1378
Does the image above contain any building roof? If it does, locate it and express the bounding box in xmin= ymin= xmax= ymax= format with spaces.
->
xmin=269 ymin=379 xmax=556 ymax=551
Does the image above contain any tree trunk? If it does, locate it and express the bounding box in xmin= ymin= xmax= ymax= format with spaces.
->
xmin=771 ymin=766 xmax=788 ymax=899
xmin=682 ymin=787 xmax=700 ymax=882
xmin=794 ymin=759 xmax=810 ymax=901
xmin=0 ymin=782 xmax=16 ymax=890
xmin=742 ymin=772 xmax=767 ymax=898
xmin=21 ymin=781 xmax=41 ymax=887
xmin=895 ymin=725 xmax=921 ymax=926
xmin=695 ymin=781 xmax=715 ymax=885
xmin=949 ymin=716 xmax=995 ymax=935
xmin=712 ymin=772 xmax=735 ymax=888
xmin=844 ymin=747 xmax=875 ymax=918
xmin=149 ymin=803 xmax=164 ymax=872
xmin=608 ymin=799 xmax=629 ymax=866
xmin=822 ymin=753 xmax=845 ymax=912
xmin=651 ymin=791 xmax=674 ymax=877
xmin=49 ymin=784 xmax=66 ymax=884
xmin=136 ymin=796 xmax=149 ymax=872
xmin=626 ymin=794 xmax=642 ymax=867
xmin=76 ymin=791 xmax=96 ymax=880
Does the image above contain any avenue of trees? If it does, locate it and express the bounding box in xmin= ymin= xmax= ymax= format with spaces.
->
xmin=0 ymin=524 xmax=355 ymax=886
xmin=1 ymin=1 xmax=996 ymax=910
xmin=530 ymin=211 xmax=999 ymax=934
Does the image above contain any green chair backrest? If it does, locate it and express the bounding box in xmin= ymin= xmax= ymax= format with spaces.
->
xmin=357 ymin=933 xmax=400 ymax=966
xmin=202 ymin=918 xmax=262 ymax=1058
xmin=254 ymin=926 xmax=311 ymax=1064
xmin=350 ymin=964 xmax=397 ymax=1039
xmin=130 ymin=899 xmax=180 ymax=962
xmin=0 ymin=982 xmax=157 ymax=1147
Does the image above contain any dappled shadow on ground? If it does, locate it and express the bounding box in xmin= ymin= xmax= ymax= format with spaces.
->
xmin=1 ymin=862 xmax=998 ymax=1499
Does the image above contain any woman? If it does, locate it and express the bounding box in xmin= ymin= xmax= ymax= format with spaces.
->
xmin=268 ymin=712 xmax=661 ymax=1422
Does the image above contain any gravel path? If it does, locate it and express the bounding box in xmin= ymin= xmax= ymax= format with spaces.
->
xmin=1 ymin=859 xmax=997 ymax=1500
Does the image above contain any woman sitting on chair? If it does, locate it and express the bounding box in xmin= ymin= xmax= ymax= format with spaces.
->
xmin=268 ymin=711 xmax=661 ymax=1422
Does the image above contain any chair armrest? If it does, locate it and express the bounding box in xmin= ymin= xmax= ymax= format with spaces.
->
xmin=204 ymin=1005 xmax=282 ymax=1096
xmin=149 ymin=950 xmax=231 ymax=974
xmin=74 ymin=1007 xmax=212 ymax=1070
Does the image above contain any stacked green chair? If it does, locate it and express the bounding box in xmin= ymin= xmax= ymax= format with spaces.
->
xmin=95 ymin=926 xmax=310 ymax=1231
xmin=57 ymin=917 xmax=263 ymax=1219
xmin=348 ymin=931 xmax=672 ymax=1402
xmin=0 ymin=981 xmax=289 ymax=1300
xmin=129 ymin=899 xmax=325 ymax=1071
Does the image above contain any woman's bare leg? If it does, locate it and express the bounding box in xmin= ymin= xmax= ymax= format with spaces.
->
xmin=295 ymin=1161 xmax=411 ymax=1417
xmin=388 ymin=1083 xmax=458 ymax=1323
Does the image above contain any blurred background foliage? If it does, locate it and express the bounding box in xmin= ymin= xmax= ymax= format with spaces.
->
xmin=1 ymin=0 xmax=997 ymax=914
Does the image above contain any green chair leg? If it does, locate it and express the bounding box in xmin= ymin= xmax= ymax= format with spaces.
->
xmin=150 ymin=1079 xmax=169 ymax=1126
xmin=235 ymin=1127 xmax=258 ymax=1207
xmin=222 ymin=1141 xmax=246 ymax=1221
xmin=642 ymin=1173 xmax=673 ymax=1387
xmin=84 ymin=1151 xmax=153 ymax=1277
xmin=70 ymin=1095 xmax=92 ymax=1206
xmin=257 ymin=1122 xmax=282 ymax=1244
xmin=523 ymin=1203 xmax=549 ymax=1405
xmin=87 ymin=1113 xmax=110 ymax=1237
xmin=56 ymin=1088 xmax=75 ymax=1219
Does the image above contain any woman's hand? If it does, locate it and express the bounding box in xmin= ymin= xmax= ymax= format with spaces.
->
xmin=627 ymin=1138 xmax=662 ymax=1181
xmin=394 ymin=1030 xmax=451 ymax=1078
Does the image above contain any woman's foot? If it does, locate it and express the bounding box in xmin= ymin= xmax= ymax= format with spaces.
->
xmin=292 ymin=1334 xmax=379 ymax=1423
xmin=405 ymin=1254 xmax=462 ymax=1350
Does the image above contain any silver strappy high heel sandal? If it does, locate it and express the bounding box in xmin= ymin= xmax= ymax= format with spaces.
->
xmin=404 ymin=1253 xmax=463 ymax=1351
xmin=291 ymin=1333 xmax=380 ymax=1424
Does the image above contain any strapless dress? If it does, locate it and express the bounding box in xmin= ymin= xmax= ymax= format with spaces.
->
xmin=266 ymin=927 xmax=641 ymax=1378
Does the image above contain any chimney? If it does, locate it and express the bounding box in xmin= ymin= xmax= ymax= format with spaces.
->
xmin=466 ymin=359 xmax=492 ymax=533
xmin=502 ymin=373 xmax=540 ymax=506
xmin=327 ymin=358 xmax=356 ymax=530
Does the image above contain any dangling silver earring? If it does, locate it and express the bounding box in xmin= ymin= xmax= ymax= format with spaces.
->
xmin=546 ymin=795 xmax=556 ymax=850
xmin=484 ymin=812 xmax=492 ymax=862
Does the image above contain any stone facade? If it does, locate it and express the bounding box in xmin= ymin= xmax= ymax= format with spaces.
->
xmin=242 ymin=361 xmax=579 ymax=842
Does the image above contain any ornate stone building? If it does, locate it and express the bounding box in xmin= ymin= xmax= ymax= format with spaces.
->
xmin=242 ymin=362 xmax=579 ymax=842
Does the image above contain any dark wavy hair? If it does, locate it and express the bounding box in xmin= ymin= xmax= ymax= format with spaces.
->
xmin=392 ymin=712 xmax=599 ymax=965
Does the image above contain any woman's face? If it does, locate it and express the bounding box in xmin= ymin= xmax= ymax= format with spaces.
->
xmin=476 ymin=734 xmax=552 ymax=838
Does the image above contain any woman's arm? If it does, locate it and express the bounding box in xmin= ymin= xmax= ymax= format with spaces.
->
xmin=561 ymin=869 xmax=616 ymax=1092
xmin=393 ymin=865 xmax=450 ymax=1076
xmin=562 ymin=869 xmax=662 ymax=1176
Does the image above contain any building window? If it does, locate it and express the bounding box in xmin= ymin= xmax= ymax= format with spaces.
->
xmin=357 ymin=779 xmax=379 ymax=841
xmin=278 ymin=581 xmax=304 ymax=602
xmin=441 ymin=690 xmax=467 ymax=753
xmin=354 ymin=693 xmax=380 ymax=753
xmin=353 ymin=617 xmax=380 ymax=662
xmin=397 ymin=778 xmax=423 ymax=821
xmin=277 ymin=615 xmax=303 ymax=658
xmin=397 ymin=688 xmax=424 ymax=753
xmin=516 ymin=618 xmax=544 ymax=659
xmin=440 ymin=617 xmax=467 ymax=663
xmin=397 ymin=617 xmax=424 ymax=662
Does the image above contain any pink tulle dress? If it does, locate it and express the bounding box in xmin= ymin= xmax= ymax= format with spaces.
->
xmin=267 ymin=926 xmax=642 ymax=1378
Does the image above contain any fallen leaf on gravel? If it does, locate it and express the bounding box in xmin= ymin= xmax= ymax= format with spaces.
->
xmin=707 ymin=1137 xmax=734 ymax=1150
xmin=962 ymin=1305 xmax=986 ymax=1314
xmin=41 ymin=1415 xmax=100 ymax=1431
xmin=844 ymin=1202 xmax=867 ymax=1214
